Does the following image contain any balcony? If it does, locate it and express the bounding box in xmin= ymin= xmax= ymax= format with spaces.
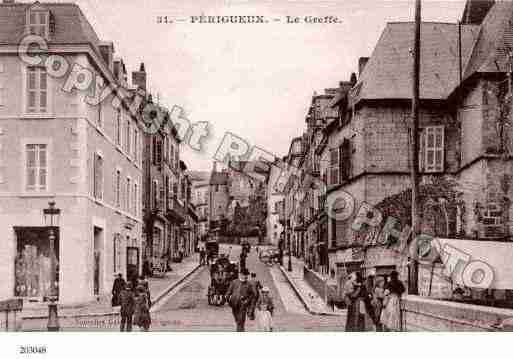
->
xmin=166 ymin=195 xmax=186 ymax=223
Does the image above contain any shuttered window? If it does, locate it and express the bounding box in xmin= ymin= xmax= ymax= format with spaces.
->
xmin=26 ymin=144 xmax=47 ymax=191
xmin=27 ymin=67 xmax=47 ymax=113
xmin=329 ymin=148 xmax=339 ymax=185
xmin=423 ymin=126 xmax=444 ymax=173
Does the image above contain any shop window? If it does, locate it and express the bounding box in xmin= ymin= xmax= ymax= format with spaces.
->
xmin=14 ymin=227 xmax=59 ymax=300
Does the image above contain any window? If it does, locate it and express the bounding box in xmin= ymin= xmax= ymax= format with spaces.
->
xmin=339 ymin=138 xmax=351 ymax=181
xmin=329 ymin=147 xmax=339 ymax=185
xmin=113 ymin=233 xmax=122 ymax=273
xmin=28 ymin=10 xmax=49 ymax=38
xmin=26 ymin=144 xmax=47 ymax=191
xmin=116 ymin=110 xmax=121 ymax=146
xmin=125 ymin=120 xmax=131 ymax=154
xmin=152 ymin=180 xmax=158 ymax=209
xmin=93 ymin=153 xmax=103 ymax=200
xmin=126 ymin=177 xmax=131 ymax=212
xmin=134 ymin=182 xmax=138 ymax=216
xmin=170 ymin=143 xmax=174 ymax=168
xmin=115 ymin=169 xmax=121 ymax=207
xmin=153 ymin=138 xmax=162 ymax=166
xmin=133 ymin=128 xmax=139 ymax=161
xmin=27 ymin=67 xmax=47 ymax=113
xmin=420 ymin=126 xmax=444 ymax=173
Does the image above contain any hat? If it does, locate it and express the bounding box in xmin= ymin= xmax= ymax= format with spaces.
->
xmin=240 ymin=268 xmax=250 ymax=276
xmin=261 ymin=286 xmax=270 ymax=292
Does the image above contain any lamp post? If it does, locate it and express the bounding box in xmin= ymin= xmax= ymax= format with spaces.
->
xmin=43 ymin=201 xmax=61 ymax=331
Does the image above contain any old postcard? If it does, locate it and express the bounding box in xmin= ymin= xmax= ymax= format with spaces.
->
xmin=0 ymin=1 xmax=512 ymax=354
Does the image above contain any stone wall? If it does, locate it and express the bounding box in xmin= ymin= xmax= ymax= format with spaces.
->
xmin=303 ymin=266 xmax=337 ymax=302
xmin=402 ymin=295 xmax=511 ymax=331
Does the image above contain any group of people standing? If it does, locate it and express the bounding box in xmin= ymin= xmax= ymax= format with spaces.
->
xmin=344 ymin=270 xmax=405 ymax=332
xmin=112 ymin=273 xmax=152 ymax=332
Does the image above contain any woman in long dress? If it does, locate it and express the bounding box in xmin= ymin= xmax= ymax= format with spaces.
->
xmin=134 ymin=285 xmax=151 ymax=331
xmin=380 ymin=271 xmax=405 ymax=331
xmin=255 ymin=286 xmax=274 ymax=331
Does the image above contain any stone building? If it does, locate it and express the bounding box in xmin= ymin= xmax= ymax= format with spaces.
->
xmin=0 ymin=1 xmax=144 ymax=303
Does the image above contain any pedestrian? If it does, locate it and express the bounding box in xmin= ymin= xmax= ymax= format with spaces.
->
xmin=248 ymin=272 xmax=262 ymax=320
xmin=111 ymin=273 xmax=125 ymax=307
xmin=225 ymin=268 xmax=257 ymax=332
xmin=239 ymin=250 xmax=247 ymax=273
xmin=380 ymin=271 xmax=405 ymax=331
xmin=134 ymin=284 xmax=151 ymax=331
xmin=372 ymin=277 xmax=386 ymax=331
xmin=119 ymin=282 xmax=135 ymax=332
xmin=255 ymin=286 xmax=274 ymax=332
xmin=138 ymin=275 xmax=151 ymax=307
xmin=344 ymin=272 xmax=365 ymax=331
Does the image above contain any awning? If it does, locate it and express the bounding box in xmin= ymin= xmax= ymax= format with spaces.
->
xmin=425 ymin=238 xmax=513 ymax=290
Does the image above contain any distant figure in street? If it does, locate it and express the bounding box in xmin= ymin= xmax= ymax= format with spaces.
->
xmin=226 ymin=268 xmax=257 ymax=332
xmin=138 ymin=275 xmax=151 ymax=307
xmin=134 ymin=285 xmax=151 ymax=331
xmin=344 ymin=272 xmax=365 ymax=331
xmin=372 ymin=277 xmax=386 ymax=331
xmin=380 ymin=271 xmax=405 ymax=331
xmin=111 ymin=273 xmax=125 ymax=307
xmin=255 ymin=286 xmax=274 ymax=331
xmin=119 ymin=282 xmax=135 ymax=332
xmin=239 ymin=250 xmax=247 ymax=273
xmin=248 ymin=272 xmax=262 ymax=320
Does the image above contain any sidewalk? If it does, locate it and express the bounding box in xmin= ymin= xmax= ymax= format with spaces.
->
xmin=279 ymin=256 xmax=344 ymax=316
xmin=21 ymin=253 xmax=200 ymax=320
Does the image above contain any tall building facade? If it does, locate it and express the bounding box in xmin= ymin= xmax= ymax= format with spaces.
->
xmin=0 ymin=1 xmax=143 ymax=303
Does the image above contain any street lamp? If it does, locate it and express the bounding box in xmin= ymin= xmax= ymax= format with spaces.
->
xmin=43 ymin=201 xmax=61 ymax=331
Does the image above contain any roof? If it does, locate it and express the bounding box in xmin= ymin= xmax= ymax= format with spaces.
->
xmin=186 ymin=170 xmax=210 ymax=182
xmin=462 ymin=1 xmax=513 ymax=79
xmin=209 ymin=172 xmax=229 ymax=185
xmin=0 ymin=2 xmax=101 ymax=54
xmin=354 ymin=22 xmax=479 ymax=102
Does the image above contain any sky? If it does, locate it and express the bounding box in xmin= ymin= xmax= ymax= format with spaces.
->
xmin=29 ymin=0 xmax=467 ymax=171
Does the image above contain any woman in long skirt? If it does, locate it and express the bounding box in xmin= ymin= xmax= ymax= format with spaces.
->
xmin=380 ymin=271 xmax=405 ymax=331
xmin=255 ymin=286 xmax=274 ymax=331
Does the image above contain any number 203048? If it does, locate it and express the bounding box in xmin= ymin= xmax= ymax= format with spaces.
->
xmin=18 ymin=346 xmax=47 ymax=355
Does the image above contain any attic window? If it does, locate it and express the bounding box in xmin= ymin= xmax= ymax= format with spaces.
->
xmin=28 ymin=10 xmax=50 ymax=38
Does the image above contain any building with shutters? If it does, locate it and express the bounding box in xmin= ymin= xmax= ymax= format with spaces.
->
xmin=0 ymin=1 xmax=145 ymax=304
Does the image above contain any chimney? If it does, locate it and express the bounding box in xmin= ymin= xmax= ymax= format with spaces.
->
xmin=212 ymin=161 xmax=217 ymax=173
xmin=358 ymin=57 xmax=369 ymax=77
xmin=98 ymin=41 xmax=114 ymax=72
xmin=132 ymin=62 xmax=147 ymax=91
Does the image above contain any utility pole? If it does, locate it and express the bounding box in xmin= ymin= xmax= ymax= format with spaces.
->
xmin=409 ymin=0 xmax=421 ymax=295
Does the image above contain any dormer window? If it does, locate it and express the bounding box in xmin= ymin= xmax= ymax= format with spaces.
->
xmin=27 ymin=5 xmax=50 ymax=39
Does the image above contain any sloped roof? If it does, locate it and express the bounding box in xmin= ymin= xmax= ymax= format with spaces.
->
xmin=354 ymin=22 xmax=479 ymax=102
xmin=462 ymin=1 xmax=513 ymax=79
xmin=0 ymin=2 xmax=101 ymax=53
xmin=209 ymin=172 xmax=229 ymax=185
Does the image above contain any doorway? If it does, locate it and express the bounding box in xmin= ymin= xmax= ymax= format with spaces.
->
xmin=93 ymin=226 xmax=103 ymax=296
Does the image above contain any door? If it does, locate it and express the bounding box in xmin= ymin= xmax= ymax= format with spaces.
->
xmin=93 ymin=226 xmax=103 ymax=296
xmin=126 ymin=247 xmax=140 ymax=284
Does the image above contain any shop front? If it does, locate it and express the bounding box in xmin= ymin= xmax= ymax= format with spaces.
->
xmin=363 ymin=246 xmax=402 ymax=283
xmin=14 ymin=226 xmax=59 ymax=301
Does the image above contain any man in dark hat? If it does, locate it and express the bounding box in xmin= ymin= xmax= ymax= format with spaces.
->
xmin=225 ymin=268 xmax=257 ymax=332
xmin=119 ymin=282 xmax=135 ymax=332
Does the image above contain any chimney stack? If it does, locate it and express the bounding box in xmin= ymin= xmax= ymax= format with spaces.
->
xmin=358 ymin=57 xmax=369 ymax=77
xmin=132 ymin=62 xmax=147 ymax=91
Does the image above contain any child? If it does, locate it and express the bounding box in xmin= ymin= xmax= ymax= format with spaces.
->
xmin=255 ymin=286 xmax=274 ymax=331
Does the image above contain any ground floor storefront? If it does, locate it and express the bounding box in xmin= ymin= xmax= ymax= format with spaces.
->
xmin=0 ymin=196 xmax=143 ymax=304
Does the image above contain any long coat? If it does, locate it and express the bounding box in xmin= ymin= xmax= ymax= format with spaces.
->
xmin=111 ymin=277 xmax=125 ymax=307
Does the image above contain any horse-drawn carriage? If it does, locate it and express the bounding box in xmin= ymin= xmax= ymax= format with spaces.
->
xmin=207 ymin=253 xmax=238 ymax=306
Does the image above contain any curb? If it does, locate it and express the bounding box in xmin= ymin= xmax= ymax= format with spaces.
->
xmin=150 ymin=264 xmax=202 ymax=309
xmin=22 ymin=263 xmax=202 ymax=320
xmin=279 ymin=265 xmax=343 ymax=317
